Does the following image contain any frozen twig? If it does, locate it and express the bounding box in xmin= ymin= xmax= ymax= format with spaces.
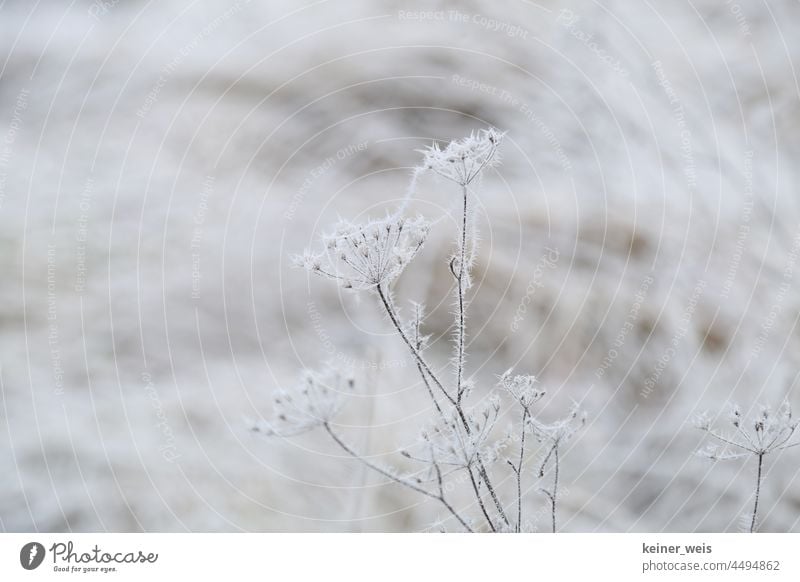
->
xmin=530 ymin=403 xmax=586 ymax=533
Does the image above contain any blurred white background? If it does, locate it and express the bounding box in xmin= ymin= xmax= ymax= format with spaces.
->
xmin=2 ymin=0 xmax=800 ymax=532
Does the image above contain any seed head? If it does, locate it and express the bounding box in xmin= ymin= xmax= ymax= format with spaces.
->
xmin=255 ymin=364 xmax=354 ymax=437
xmin=419 ymin=128 xmax=504 ymax=186
xmin=695 ymin=401 xmax=800 ymax=458
xmin=296 ymin=214 xmax=430 ymax=292
xmin=498 ymin=369 xmax=545 ymax=410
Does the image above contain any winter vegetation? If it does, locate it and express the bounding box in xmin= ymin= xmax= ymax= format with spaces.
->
xmin=696 ymin=404 xmax=800 ymax=532
xmin=256 ymin=130 xmax=588 ymax=532
xmin=2 ymin=0 xmax=800 ymax=532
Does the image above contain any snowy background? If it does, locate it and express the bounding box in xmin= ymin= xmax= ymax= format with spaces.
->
xmin=2 ymin=0 xmax=800 ymax=532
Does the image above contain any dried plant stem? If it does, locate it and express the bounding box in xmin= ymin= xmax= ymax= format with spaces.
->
xmin=377 ymin=285 xmax=454 ymax=406
xmin=377 ymin=285 xmax=501 ymax=531
xmin=551 ymin=447 xmax=559 ymax=533
xmin=456 ymin=184 xmax=468 ymax=404
xmin=323 ymin=422 xmax=473 ymax=532
xmin=696 ymin=404 xmax=799 ymax=533
xmin=429 ymin=456 xmax=472 ymax=533
xmin=416 ymin=361 xmax=443 ymax=416
xmin=450 ymin=183 xmax=511 ymax=529
xmin=750 ymin=452 xmax=764 ymax=533
xmin=540 ymin=443 xmax=560 ymax=533
xmin=378 ymin=282 xmax=508 ymax=529
xmin=475 ymin=455 xmax=510 ymax=528
xmin=413 ymin=313 xmax=443 ymax=417
xmin=466 ymin=466 xmax=497 ymax=532
xmin=507 ymin=408 xmax=530 ymax=532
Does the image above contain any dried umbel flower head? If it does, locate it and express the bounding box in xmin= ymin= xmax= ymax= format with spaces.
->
xmin=419 ymin=127 xmax=504 ymax=185
xmin=695 ymin=401 xmax=799 ymax=533
xmin=530 ymin=402 xmax=586 ymax=533
xmin=529 ymin=402 xmax=587 ymax=449
xmin=498 ymin=369 xmax=545 ymax=410
xmin=695 ymin=402 xmax=799 ymax=460
xmin=406 ymin=397 xmax=501 ymax=469
xmin=295 ymin=214 xmax=430 ymax=292
xmin=255 ymin=365 xmax=354 ymax=437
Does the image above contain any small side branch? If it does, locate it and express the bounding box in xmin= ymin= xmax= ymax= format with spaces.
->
xmin=376 ymin=285 xmax=455 ymax=407
xmin=511 ymin=408 xmax=529 ymax=531
xmin=323 ymin=422 xmax=473 ymax=532
xmin=539 ymin=442 xmax=560 ymax=533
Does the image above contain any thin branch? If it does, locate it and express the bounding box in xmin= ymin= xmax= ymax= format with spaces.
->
xmin=376 ymin=285 xmax=455 ymax=406
xmin=701 ymin=428 xmax=757 ymax=454
xmin=466 ymin=465 xmax=497 ymax=532
xmin=377 ymin=285 xmax=506 ymax=529
xmin=552 ymin=446 xmax=560 ymax=533
xmin=323 ymin=423 xmax=473 ymax=532
xmin=449 ymin=182 xmax=510 ymax=529
xmin=515 ymin=408 xmax=529 ymax=532
xmin=750 ymin=452 xmax=763 ymax=533
xmin=475 ymin=454 xmax=510 ymax=527
xmin=429 ymin=444 xmax=474 ymax=533
xmin=413 ymin=307 xmax=443 ymax=416
xmin=538 ymin=441 xmax=560 ymax=533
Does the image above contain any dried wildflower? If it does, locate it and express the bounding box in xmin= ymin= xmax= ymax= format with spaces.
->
xmin=419 ymin=128 xmax=504 ymax=185
xmin=529 ymin=403 xmax=587 ymax=449
xmin=262 ymin=130 xmax=599 ymax=534
xmin=295 ymin=214 xmax=430 ymax=292
xmin=254 ymin=365 xmax=354 ymax=437
xmin=695 ymin=402 xmax=799 ymax=460
xmin=411 ymin=397 xmax=501 ymax=469
xmin=694 ymin=411 xmax=713 ymax=432
xmin=695 ymin=402 xmax=800 ymax=532
xmin=530 ymin=403 xmax=586 ymax=533
xmin=500 ymin=370 xmax=545 ymax=532
xmin=499 ymin=370 xmax=545 ymax=411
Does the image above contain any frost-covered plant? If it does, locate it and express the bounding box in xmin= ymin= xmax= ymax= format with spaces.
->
xmin=499 ymin=371 xmax=545 ymax=531
xmin=254 ymin=365 xmax=354 ymax=437
xmin=295 ymin=214 xmax=430 ymax=292
xmin=256 ymin=129 xmax=586 ymax=532
xmin=420 ymin=127 xmax=504 ymax=187
xmin=529 ymin=403 xmax=586 ymax=533
xmin=695 ymin=403 xmax=800 ymax=532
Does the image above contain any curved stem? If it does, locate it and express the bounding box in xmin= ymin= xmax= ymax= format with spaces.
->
xmin=377 ymin=285 xmax=455 ymax=406
xmin=750 ymin=453 xmax=764 ymax=533
xmin=323 ymin=423 xmax=473 ymax=532
xmin=376 ymin=284 xmax=508 ymax=530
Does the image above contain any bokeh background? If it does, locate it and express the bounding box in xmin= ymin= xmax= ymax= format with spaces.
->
xmin=2 ymin=0 xmax=800 ymax=532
